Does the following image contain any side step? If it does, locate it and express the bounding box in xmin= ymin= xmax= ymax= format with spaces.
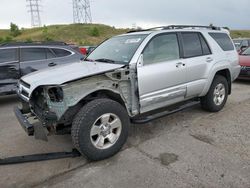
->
xmin=131 ymin=101 xmax=200 ymax=124
xmin=0 ymin=149 xmax=81 ymax=165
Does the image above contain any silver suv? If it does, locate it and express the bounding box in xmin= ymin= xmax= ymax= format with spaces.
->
xmin=15 ymin=25 xmax=240 ymax=161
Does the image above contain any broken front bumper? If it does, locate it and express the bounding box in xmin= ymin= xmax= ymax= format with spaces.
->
xmin=14 ymin=107 xmax=34 ymax=136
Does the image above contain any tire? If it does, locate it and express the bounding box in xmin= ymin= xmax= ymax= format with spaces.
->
xmin=71 ymin=98 xmax=130 ymax=161
xmin=201 ymin=75 xmax=229 ymax=112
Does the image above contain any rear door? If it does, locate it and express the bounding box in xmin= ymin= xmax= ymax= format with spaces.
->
xmin=180 ymin=32 xmax=212 ymax=98
xmin=0 ymin=48 xmax=19 ymax=94
xmin=19 ymin=47 xmax=54 ymax=75
xmin=137 ymin=32 xmax=187 ymax=113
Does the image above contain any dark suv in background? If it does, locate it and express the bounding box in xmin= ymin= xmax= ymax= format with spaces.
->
xmin=0 ymin=42 xmax=84 ymax=95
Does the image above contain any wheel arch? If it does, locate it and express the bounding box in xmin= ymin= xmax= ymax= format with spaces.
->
xmin=201 ymin=68 xmax=232 ymax=96
xmin=78 ymin=89 xmax=127 ymax=108
xmin=215 ymin=69 xmax=232 ymax=95
xmin=59 ymin=89 xmax=131 ymax=125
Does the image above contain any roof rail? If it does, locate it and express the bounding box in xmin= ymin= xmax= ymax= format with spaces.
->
xmin=127 ymin=25 xmax=221 ymax=33
xmin=0 ymin=41 xmax=68 ymax=47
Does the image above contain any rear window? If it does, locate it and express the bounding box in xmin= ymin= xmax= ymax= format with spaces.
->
xmin=52 ymin=48 xmax=72 ymax=57
xmin=199 ymin=34 xmax=211 ymax=55
xmin=0 ymin=48 xmax=18 ymax=63
xmin=209 ymin=33 xmax=234 ymax=51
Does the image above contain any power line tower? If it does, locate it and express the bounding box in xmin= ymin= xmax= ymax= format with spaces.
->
xmin=73 ymin=0 xmax=92 ymax=24
xmin=27 ymin=0 xmax=42 ymax=27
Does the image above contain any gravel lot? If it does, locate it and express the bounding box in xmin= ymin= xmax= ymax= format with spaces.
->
xmin=0 ymin=81 xmax=250 ymax=188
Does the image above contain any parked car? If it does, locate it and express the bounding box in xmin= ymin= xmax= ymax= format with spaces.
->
xmin=0 ymin=42 xmax=84 ymax=95
xmin=15 ymin=25 xmax=240 ymax=161
xmin=238 ymin=47 xmax=250 ymax=79
xmin=233 ymin=38 xmax=250 ymax=53
xmin=79 ymin=46 xmax=96 ymax=56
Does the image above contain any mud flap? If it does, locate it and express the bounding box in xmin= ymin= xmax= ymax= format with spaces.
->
xmin=34 ymin=123 xmax=49 ymax=142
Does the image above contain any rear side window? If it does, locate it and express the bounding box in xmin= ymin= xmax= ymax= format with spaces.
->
xmin=46 ymin=48 xmax=56 ymax=59
xmin=199 ymin=34 xmax=211 ymax=55
xmin=52 ymin=48 xmax=72 ymax=57
xmin=0 ymin=48 xmax=18 ymax=63
xmin=21 ymin=48 xmax=46 ymax=62
xmin=182 ymin=33 xmax=203 ymax=58
xmin=209 ymin=33 xmax=234 ymax=51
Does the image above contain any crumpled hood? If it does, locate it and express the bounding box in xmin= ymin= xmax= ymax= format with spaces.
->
xmin=21 ymin=61 xmax=124 ymax=92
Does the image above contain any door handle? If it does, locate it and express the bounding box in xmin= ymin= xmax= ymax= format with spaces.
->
xmin=176 ymin=62 xmax=185 ymax=68
xmin=9 ymin=67 xmax=16 ymax=71
xmin=48 ymin=62 xmax=57 ymax=67
xmin=206 ymin=57 xmax=213 ymax=63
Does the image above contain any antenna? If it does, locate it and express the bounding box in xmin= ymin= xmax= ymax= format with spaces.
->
xmin=73 ymin=0 xmax=92 ymax=24
xmin=27 ymin=0 xmax=42 ymax=27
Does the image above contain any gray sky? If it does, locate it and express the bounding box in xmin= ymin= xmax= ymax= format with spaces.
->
xmin=0 ymin=0 xmax=249 ymax=29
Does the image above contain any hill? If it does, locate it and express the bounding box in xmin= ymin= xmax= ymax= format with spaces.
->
xmin=0 ymin=24 xmax=249 ymax=45
xmin=0 ymin=24 xmax=128 ymax=45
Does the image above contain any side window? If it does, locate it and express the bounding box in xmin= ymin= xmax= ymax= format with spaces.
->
xmin=199 ymin=34 xmax=211 ymax=55
xmin=143 ymin=33 xmax=180 ymax=65
xmin=209 ymin=33 xmax=234 ymax=51
xmin=21 ymin=48 xmax=46 ymax=62
xmin=46 ymin=48 xmax=56 ymax=59
xmin=182 ymin=33 xmax=203 ymax=58
xmin=52 ymin=48 xmax=72 ymax=57
xmin=0 ymin=48 xmax=18 ymax=63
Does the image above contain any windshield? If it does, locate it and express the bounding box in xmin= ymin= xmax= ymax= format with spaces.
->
xmin=241 ymin=47 xmax=250 ymax=55
xmin=87 ymin=34 xmax=148 ymax=65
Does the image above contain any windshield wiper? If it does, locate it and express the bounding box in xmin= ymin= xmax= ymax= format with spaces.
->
xmin=84 ymin=58 xmax=95 ymax=62
xmin=95 ymin=58 xmax=116 ymax=63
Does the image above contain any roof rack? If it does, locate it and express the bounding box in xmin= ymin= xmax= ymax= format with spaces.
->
xmin=127 ymin=25 xmax=221 ymax=33
xmin=0 ymin=41 xmax=68 ymax=47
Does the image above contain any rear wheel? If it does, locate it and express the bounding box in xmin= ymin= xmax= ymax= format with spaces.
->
xmin=201 ymin=75 xmax=229 ymax=112
xmin=71 ymin=98 xmax=130 ymax=161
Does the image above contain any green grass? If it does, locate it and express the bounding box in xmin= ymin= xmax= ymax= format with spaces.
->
xmin=0 ymin=24 xmax=249 ymax=45
xmin=0 ymin=24 xmax=128 ymax=45
xmin=230 ymin=30 xmax=250 ymax=39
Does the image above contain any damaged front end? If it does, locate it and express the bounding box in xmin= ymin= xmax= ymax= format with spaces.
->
xmin=15 ymin=67 xmax=139 ymax=141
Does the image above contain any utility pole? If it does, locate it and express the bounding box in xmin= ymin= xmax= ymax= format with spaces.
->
xmin=73 ymin=0 xmax=92 ymax=24
xmin=27 ymin=0 xmax=42 ymax=27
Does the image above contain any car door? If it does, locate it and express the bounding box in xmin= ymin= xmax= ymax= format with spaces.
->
xmin=179 ymin=32 xmax=212 ymax=98
xmin=137 ymin=33 xmax=187 ymax=113
xmin=0 ymin=47 xmax=20 ymax=94
xmin=19 ymin=47 xmax=55 ymax=76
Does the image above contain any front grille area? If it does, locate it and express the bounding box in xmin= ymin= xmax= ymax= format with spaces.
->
xmin=240 ymin=66 xmax=250 ymax=76
xmin=241 ymin=66 xmax=250 ymax=70
xmin=20 ymin=79 xmax=31 ymax=89
xmin=21 ymin=89 xmax=29 ymax=98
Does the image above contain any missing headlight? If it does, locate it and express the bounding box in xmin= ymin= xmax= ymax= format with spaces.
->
xmin=48 ymin=87 xmax=64 ymax=102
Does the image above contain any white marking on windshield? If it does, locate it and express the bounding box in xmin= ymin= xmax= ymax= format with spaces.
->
xmin=125 ymin=38 xmax=142 ymax=44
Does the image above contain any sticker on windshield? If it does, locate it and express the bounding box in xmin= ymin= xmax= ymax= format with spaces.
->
xmin=125 ymin=38 xmax=141 ymax=44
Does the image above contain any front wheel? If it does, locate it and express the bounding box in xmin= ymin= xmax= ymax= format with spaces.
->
xmin=201 ymin=75 xmax=229 ymax=112
xmin=71 ymin=98 xmax=130 ymax=161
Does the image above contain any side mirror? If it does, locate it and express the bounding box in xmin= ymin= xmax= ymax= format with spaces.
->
xmin=137 ymin=54 xmax=144 ymax=67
